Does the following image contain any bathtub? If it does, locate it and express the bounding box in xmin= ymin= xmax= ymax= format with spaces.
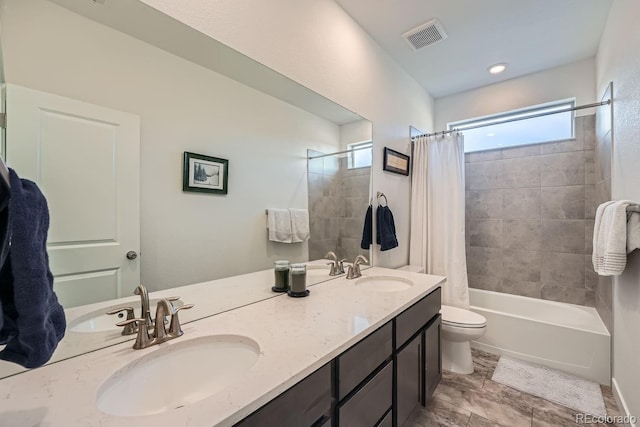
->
xmin=469 ymin=288 xmax=611 ymax=385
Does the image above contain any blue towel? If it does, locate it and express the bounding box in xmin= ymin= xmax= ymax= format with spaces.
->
xmin=360 ymin=205 xmax=373 ymax=250
xmin=0 ymin=168 xmax=10 ymax=333
xmin=376 ymin=205 xmax=398 ymax=251
xmin=0 ymin=169 xmax=66 ymax=368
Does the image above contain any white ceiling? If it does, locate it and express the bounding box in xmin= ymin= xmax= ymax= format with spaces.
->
xmin=335 ymin=0 xmax=613 ymax=98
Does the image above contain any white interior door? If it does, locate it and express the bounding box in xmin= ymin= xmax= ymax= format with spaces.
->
xmin=5 ymin=84 xmax=140 ymax=308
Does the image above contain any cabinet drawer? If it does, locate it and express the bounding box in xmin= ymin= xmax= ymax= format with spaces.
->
xmin=236 ymin=363 xmax=331 ymax=427
xmin=338 ymin=362 xmax=393 ymax=427
xmin=396 ymin=287 xmax=441 ymax=348
xmin=337 ymin=322 xmax=392 ymax=399
xmin=377 ymin=409 xmax=392 ymax=427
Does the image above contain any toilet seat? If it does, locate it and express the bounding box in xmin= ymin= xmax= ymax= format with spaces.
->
xmin=441 ymin=305 xmax=487 ymax=329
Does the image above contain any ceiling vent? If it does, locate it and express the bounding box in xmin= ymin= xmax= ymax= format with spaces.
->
xmin=402 ymin=19 xmax=448 ymax=50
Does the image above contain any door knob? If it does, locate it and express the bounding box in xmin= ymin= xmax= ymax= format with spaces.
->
xmin=126 ymin=251 xmax=138 ymax=260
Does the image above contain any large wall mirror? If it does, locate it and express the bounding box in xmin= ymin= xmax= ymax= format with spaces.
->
xmin=0 ymin=0 xmax=372 ymax=378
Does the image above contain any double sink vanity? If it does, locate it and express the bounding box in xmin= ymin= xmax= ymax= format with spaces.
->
xmin=0 ymin=266 xmax=444 ymax=426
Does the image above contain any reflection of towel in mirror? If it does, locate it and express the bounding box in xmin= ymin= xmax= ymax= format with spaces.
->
xmin=267 ymin=208 xmax=292 ymax=243
xmin=0 ymin=190 xmax=9 ymax=333
xmin=376 ymin=205 xmax=398 ymax=251
xmin=361 ymin=205 xmax=372 ymax=249
xmin=289 ymin=208 xmax=310 ymax=243
xmin=0 ymin=168 xmax=66 ymax=368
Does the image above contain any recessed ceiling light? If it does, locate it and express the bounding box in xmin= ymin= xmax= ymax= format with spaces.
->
xmin=487 ymin=133 xmax=496 ymax=137
xmin=488 ymin=63 xmax=508 ymax=74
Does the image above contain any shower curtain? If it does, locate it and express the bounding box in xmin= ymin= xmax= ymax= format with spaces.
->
xmin=409 ymin=132 xmax=470 ymax=309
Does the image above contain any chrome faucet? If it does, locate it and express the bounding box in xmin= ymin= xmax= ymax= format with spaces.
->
xmin=153 ymin=299 xmax=174 ymax=343
xmin=346 ymin=255 xmax=368 ymax=279
xmin=109 ymin=284 xmax=185 ymax=336
xmin=117 ymin=298 xmax=194 ymax=350
xmin=106 ymin=306 xmax=137 ymax=335
xmin=325 ymin=251 xmax=347 ymax=276
xmin=134 ymin=284 xmax=153 ymax=327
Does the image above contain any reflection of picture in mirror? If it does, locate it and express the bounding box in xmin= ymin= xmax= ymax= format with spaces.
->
xmin=193 ymin=162 xmax=220 ymax=186
xmin=183 ymin=152 xmax=229 ymax=194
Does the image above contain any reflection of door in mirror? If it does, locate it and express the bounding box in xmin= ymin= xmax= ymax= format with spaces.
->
xmin=5 ymin=85 xmax=141 ymax=308
xmin=308 ymin=119 xmax=373 ymax=263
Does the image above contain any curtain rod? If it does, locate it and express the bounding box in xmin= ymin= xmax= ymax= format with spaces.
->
xmin=307 ymin=144 xmax=371 ymax=160
xmin=412 ymin=99 xmax=611 ymax=139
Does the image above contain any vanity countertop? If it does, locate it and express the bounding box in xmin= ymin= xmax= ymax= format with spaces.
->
xmin=0 ymin=267 xmax=444 ymax=427
xmin=0 ymin=259 xmax=342 ymax=379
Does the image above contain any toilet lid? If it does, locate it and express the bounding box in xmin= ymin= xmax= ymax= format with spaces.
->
xmin=440 ymin=305 xmax=487 ymax=328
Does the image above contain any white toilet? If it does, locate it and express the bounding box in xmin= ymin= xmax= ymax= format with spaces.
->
xmin=440 ymin=305 xmax=487 ymax=374
xmin=396 ymin=265 xmax=487 ymax=375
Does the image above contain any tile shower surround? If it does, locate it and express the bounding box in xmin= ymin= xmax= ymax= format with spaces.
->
xmin=465 ymin=115 xmax=598 ymax=307
xmin=308 ymin=151 xmax=370 ymax=262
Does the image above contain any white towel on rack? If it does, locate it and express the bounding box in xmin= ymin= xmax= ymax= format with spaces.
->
xmin=289 ymin=208 xmax=310 ymax=243
xmin=626 ymin=209 xmax=640 ymax=254
xmin=593 ymin=200 xmax=635 ymax=276
xmin=267 ymin=208 xmax=292 ymax=243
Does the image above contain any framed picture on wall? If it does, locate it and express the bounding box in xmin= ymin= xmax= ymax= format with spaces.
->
xmin=382 ymin=147 xmax=410 ymax=176
xmin=183 ymin=152 xmax=229 ymax=194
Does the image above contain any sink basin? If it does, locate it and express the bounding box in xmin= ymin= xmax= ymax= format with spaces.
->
xmin=69 ymin=299 xmax=184 ymax=333
xmin=96 ymin=335 xmax=261 ymax=416
xmin=355 ymin=276 xmax=413 ymax=292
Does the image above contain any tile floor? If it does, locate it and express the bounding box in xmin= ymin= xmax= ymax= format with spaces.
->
xmin=412 ymin=349 xmax=622 ymax=427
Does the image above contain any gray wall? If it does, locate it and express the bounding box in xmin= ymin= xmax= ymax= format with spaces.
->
xmin=308 ymin=152 xmax=370 ymax=262
xmin=465 ymin=115 xmax=597 ymax=306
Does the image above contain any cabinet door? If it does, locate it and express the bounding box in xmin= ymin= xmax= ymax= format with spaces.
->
xmin=425 ymin=315 xmax=442 ymax=399
xmin=236 ymin=364 xmax=332 ymax=427
xmin=396 ymin=333 xmax=422 ymax=426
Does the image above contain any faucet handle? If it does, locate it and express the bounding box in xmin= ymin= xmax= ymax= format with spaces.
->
xmin=116 ymin=318 xmax=153 ymax=349
xmin=166 ymin=296 xmax=180 ymax=303
xmin=354 ymin=255 xmax=368 ymax=265
xmin=168 ymin=304 xmax=194 ymax=337
xmin=107 ymin=307 xmax=137 ymax=335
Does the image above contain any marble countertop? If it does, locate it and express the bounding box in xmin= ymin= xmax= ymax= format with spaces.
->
xmin=0 ymin=267 xmax=444 ymax=427
xmin=0 ymin=259 xmax=344 ymax=379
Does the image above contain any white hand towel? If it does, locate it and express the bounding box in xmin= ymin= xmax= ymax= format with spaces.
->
xmin=267 ymin=208 xmax=292 ymax=243
xmin=626 ymin=210 xmax=640 ymax=254
xmin=592 ymin=201 xmax=615 ymax=274
xmin=289 ymin=208 xmax=310 ymax=243
xmin=594 ymin=200 xmax=635 ymax=275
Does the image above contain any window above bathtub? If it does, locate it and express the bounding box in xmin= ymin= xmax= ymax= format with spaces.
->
xmin=449 ymin=99 xmax=575 ymax=153
xmin=347 ymin=141 xmax=373 ymax=169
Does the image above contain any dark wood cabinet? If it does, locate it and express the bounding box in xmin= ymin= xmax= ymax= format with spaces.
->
xmin=235 ymin=363 xmax=331 ymax=427
xmin=424 ymin=315 xmax=442 ymax=400
xmin=235 ymin=287 xmax=442 ymax=427
xmin=338 ymin=362 xmax=393 ymax=427
xmin=396 ymin=333 xmax=422 ymax=426
xmin=396 ymin=287 xmax=441 ymax=348
xmin=337 ymin=322 xmax=393 ymax=400
xmin=377 ymin=410 xmax=392 ymax=427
